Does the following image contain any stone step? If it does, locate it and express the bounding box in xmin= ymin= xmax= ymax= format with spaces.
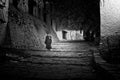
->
xmin=51 ymin=43 xmax=97 ymax=52
xmin=94 ymin=52 xmax=120 ymax=80
xmin=52 ymin=44 xmax=90 ymax=48
xmin=6 ymin=50 xmax=93 ymax=65
xmin=17 ymin=56 xmax=91 ymax=66
xmin=25 ymin=50 xmax=93 ymax=57
xmin=7 ymin=50 xmax=92 ymax=58
xmin=1 ymin=61 xmax=94 ymax=79
xmin=51 ymin=48 xmax=88 ymax=52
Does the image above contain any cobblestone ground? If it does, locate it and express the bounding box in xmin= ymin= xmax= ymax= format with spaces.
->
xmin=0 ymin=42 xmax=120 ymax=80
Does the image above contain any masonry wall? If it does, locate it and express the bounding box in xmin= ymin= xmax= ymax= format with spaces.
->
xmin=0 ymin=0 xmax=9 ymax=46
xmin=8 ymin=5 xmax=46 ymax=50
xmin=9 ymin=18 xmax=44 ymax=50
xmin=100 ymin=0 xmax=120 ymax=57
xmin=100 ymin=0 xmax=120 ymax=36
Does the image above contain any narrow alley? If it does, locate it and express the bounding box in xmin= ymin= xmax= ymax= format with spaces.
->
xmin=0 ymin=0 xmax=120 ymax=80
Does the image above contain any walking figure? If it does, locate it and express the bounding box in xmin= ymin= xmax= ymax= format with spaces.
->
xmin=45 ymin=34 xmax=52 ymax=50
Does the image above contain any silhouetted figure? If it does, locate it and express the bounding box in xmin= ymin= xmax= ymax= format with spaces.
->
xmin=45 ymin=34 xmax=52 ymax=50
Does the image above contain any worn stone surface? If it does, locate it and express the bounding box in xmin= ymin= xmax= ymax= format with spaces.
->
xmin=0 ymin=42 xmax=97 ymax=80
xmin=9 ymin=5 xmax=44 ymax=49
xmin=1 ymin=42 xmax=120 ymax=80
xmin=100 ymin=0 xmax=120 ymax=36
xmin=100 ymin=0 xmax=120 ymax=64
xmin=8 ymin=5 xmax=59 ymax=50
xmin=94 ymin=52 xmax=120 ymax=80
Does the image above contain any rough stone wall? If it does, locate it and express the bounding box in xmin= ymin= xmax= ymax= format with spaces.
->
xmin=0 ymin=0 xmax=9 ymax=45
xmin=100 ymin=0 xmax=120 ymax=55
xmin=33 ymin=17 xmax=59 ymax=43
xmin=100 ymin=0 xmax=120 ymax=36
xmin=9 ymin=6 xmax=45 ymax=50
xmin=18 ymin=0 xmax=28 ymax=12
xmin=9 ymin=23 xmax=44 ymax=50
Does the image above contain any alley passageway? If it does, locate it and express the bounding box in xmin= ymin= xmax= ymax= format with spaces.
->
xmin=0 ymin=41 xmax=119 ymax=80
xmin=0 ymin=0 xmax=120 ymax=80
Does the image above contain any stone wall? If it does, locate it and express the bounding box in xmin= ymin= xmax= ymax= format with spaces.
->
xmin=100 ymin=0 xmax=120 ymax=48
xmin=9 ymin=6 xmax=45 ymax=50
xmin=9 ymin=5 xmax=59 ymax=50
xmin=100 ymin=0 xmax=120 ymax=63
xmin=0 ymin=0 xmax=9 ymax=46
xmin=100 ymin=0 xmax=120 ymax=36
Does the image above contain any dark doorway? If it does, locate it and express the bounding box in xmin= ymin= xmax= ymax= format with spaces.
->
xmin=62 ymin=31 xmax=67 ymax=39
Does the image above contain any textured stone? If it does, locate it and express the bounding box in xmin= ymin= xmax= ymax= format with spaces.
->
xmin=8 ymin=5 xmax=59 ymax=50
xmin=9 ymin=6 xmax=44 ymax=49
xmin=100 ymin=0 xmax=120 ymax=36
xmin=0 ymin=0 xmax=9 ymax=45
xmin=18 ymin=0 xmax=28 ymax=12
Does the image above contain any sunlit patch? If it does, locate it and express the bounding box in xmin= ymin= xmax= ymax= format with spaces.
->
xmin=56 ymin=31 xmax=63 ymax=40
xmin=56 ymin=30 xmax=84 ymax=41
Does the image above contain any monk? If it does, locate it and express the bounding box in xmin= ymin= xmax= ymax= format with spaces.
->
xmin=45 ymin=34 xmax=52 ymax=50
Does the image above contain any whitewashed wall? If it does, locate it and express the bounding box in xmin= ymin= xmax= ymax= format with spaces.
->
xmin=100 ymin=0 xmax=120 ymax=36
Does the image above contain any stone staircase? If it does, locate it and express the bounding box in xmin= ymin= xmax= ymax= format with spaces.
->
xmin=51 ymin=42 xmax=97 ymax=51
xmin=94 ymin=52 xmax=120 ymax=80
xmin=3 ymin=42 xmax=97 ymax=79
xmin=5 ymin=42 xmax=97 ymax=66
xmin=3 ymin=42 xmax=120 ymax=80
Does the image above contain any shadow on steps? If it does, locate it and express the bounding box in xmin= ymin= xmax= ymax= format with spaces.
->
xmin=89 ymin=49 xmax=116 ymax=80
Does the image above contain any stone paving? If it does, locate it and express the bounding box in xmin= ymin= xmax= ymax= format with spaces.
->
xmin=0 ymin=41 xmax=120 ymax=80
xmin=94 ymin=52 xmax=120 ymax=80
